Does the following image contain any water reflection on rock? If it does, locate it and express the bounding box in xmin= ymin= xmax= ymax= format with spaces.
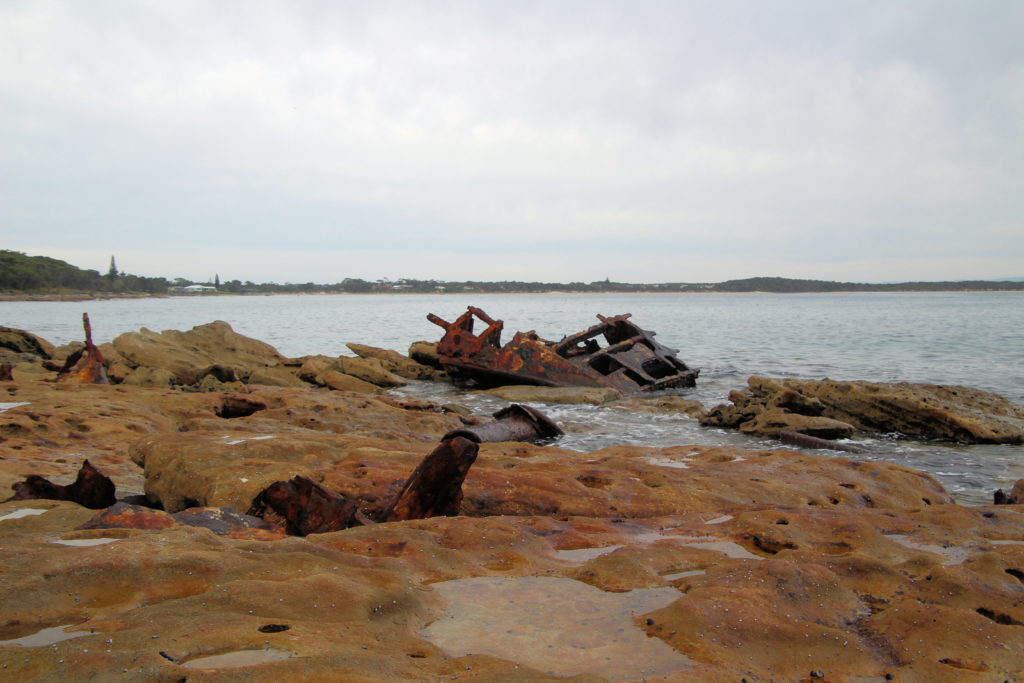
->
xmin=421 ymin=576 xmax=691 ymax=680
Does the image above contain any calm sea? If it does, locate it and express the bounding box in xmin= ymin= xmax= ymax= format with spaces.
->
xmin=3 ymin=292 xmax=1023 ymax=505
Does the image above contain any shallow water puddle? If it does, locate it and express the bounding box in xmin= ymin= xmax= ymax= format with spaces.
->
xmin=223 ymin=435 xmax=276 ymax=446
xmin=421 ymin=576 xmax=691 ymax=679
xmin=50 ymin=538 xmax=120 ymax=547
xmin=0 ymin=624 xmax=89 ymax=647
xmin=554 ymin=531 xmax=763 ymax=564
xmin=885 ymin=534 xmax=972 ymax=565
xmin=704 ymin=515 xmax=733 ymax=525
xmin=644 ymin=455 xmax=691 ymax=469
xmin=0 ymin=508 xmax=48 ymax=522
xmin=553 ymin=545 xmax=624 ymax=562
xmin=663 ymin=569 xmax=706 ymax=580
xmin=181 ymin=648 xmax=293 ymax=669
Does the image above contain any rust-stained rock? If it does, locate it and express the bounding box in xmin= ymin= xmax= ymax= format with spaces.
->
xmin=6 ymin=459 xmax=116 ymax=509
xmin=1 ymin=365 xmax=1023 ymax=681
xmin=78 ymin=502 xmax=285 ymax=540
xmin=78 ymin=502 xmax=175 ymax=530
xmin=381 ymin=437 xmax=479 ymax=522
xmin=173 ymin=506 xmax=286 ymax=540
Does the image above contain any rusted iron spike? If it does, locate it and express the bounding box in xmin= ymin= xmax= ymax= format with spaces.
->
xmin=443 ymin=404 xmax=563 ymax=443
xmin=381 ymin=436 xmax=479 ymax=522
xmin=56 ymin=313 xmax=109 ymax=384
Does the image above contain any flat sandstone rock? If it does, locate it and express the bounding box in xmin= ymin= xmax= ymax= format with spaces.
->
xmin=2 ymin=375 xmax=1023 ymax=681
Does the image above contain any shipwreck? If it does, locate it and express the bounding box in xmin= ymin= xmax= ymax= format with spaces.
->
xmin=427 ymin=307 xmax=699 ymax=394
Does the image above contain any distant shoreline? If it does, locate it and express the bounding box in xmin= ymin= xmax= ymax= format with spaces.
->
xmin=2 ymin=288 xmax=1023 ymax=303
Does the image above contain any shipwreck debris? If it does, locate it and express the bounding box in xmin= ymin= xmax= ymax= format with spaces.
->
xmin=54 ymin=313 xmax=109 ymax=384
xmin=444 ymin=404 xmax=564 ymax=443
xmin=427 ymin=307 xmax=698 ymax=394
xmin=248 ymin=476 xmax=359 ymax=536
xmin=6 ymin=460 xmax=116 ymax=509
xmin=381 ymin=436 xmax=479 ymax=522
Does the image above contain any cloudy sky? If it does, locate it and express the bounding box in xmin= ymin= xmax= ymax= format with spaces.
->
xmin=2 ymin=1 xmax=1022 ymax=284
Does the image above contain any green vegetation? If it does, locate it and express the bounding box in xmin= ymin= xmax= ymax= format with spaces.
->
xmin=0 ymin=250 xmax=168 ymax=294
xmin=2 ymin=250 xmax=1022 ymax=297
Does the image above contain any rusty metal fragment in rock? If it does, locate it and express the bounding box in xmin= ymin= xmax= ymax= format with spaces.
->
xmin=444 ymin=403 xmax=563 ymax=443
xmin=427 ymin=307 xmax=698 ymax=394
xmin=248 ymin=476 xmax=358 ymax=536
xmin=56 ymin=313 xmax=109 ymax=384
xmin=6 ymin=460 xmax=117 ymax=509
xmin=381 ymin=436 xmax=479 ymax=522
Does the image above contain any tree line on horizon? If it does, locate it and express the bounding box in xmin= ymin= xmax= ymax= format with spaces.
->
xmin=2 ymin=250 xmax=1022 ymax=296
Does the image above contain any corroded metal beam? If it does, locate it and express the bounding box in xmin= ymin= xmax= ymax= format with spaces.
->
xmin=428 ymin=307 xmax=698 ymax=393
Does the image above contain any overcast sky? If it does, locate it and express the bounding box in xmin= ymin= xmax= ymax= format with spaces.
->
xmin=2 ymin=1 xmax=1022 ymax=284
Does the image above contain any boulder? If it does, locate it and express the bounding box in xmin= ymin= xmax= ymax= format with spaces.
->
xmin=785 ymin=378 xmax=1024 ymax=443
xmin=122 ymin=366 xmax=176 ymax=387
xmin=296 ymin=355 xmax=333 ymax=384
xmin=704 ymin=376 xmax=1024 ymax=443
xmin=347 ymin=343 xmax=442 ymax=380
xmin=50 ymin=341 xmax=85 ymax=362
xmin=737 ymin=407 xmax=855 ymax=439
xmin=0 ymin=326 xmax=54 ymax=359
xmin=335 ymin=356 xmax=407 ymax=387
xmin=408 ymin=340 xmax=442 ymax=368
xmin=608 ymin=395 xmax=707 ymax=418
xmin=111 ymin=321 xmax=284 ymax=386
xmin=318 ymin=369 xmax=384 ymax=395
xmin=248 ymin=366 xmax=308 ymax=388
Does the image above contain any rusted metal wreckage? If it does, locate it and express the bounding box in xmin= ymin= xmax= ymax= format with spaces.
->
xmin=427 ymin=307 xmax=698 ymax=394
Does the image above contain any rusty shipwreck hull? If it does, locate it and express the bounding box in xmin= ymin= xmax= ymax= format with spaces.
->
xmin=427 ymin=307 xmax=698 ymax=394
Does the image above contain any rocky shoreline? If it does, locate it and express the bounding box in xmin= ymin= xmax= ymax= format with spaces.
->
xmin=2 ymin=320 xmax=1023 ymax=681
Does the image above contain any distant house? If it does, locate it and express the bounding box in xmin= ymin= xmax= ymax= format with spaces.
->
xmin=170 ymin=284 xmax=217 ymax=293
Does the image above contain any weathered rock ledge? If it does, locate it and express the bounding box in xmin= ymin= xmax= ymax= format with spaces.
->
xmin=2 ymin=323 xmax=1024 ymax=681
xmin=702 ymin=376 xmax=1024 ymax=443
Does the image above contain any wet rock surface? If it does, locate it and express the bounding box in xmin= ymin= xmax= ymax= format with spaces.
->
xmin=703 ymin=375 xmax=1024 ymax=443
xmin=1 ymin=327 xmax=1023 ymax=681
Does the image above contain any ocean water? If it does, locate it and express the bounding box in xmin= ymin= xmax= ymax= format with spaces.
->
xmin=3 ymin=292 xmax=1023 ymax=505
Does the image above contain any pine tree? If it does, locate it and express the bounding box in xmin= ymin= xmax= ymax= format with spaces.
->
xmin=107 ymin=255 xmax=118 ymax=280
xmin=215 ymin=274 xmax=220 ymax=288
